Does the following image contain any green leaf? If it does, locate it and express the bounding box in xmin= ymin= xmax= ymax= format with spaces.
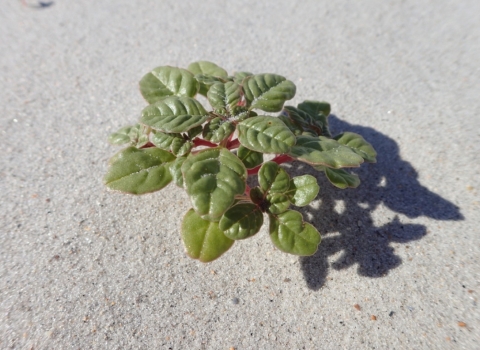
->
xmin=139 ymin=66 xmax=199 ymax=103
xmin=140 ymin=96 xmax=209 ymax=133
xmin=202 ymin=117 xmax=235 ymax=143
xmin=258 ymin=161 xmax=290 ymax=194
xmin=334 ymin=132 xmax=377 ymax=162
xmin=233 ymin=71 xmax=253 ymax=83
xmin=297 ymin=100 xmax=331 ymax=118
xmin=104 ymin=147 xmax=174 ymax=194
xmin=188 ymin=61 xmax=229 ymax=96
xmin=266 ymin=193 xmax=290 ymax=214
xmin=237 ymin=116 xmax=296 ymax=154
xmin=289 ymin=135 xmax=364 ymax=168
xmin=182 ymin=148 xmax=247 ymax=221
xmin=219 ymin=203 xmax=264 ymax=240
xmin=243 ymin=74 xmax=296 ymax=112
xmin=108 ymin=125 xmax=135 ymax=145
xmin=207 ymin=82 xmax=244 ymax=114
xmin=182 ymin=209 xmax=234 ymax=262
xmin=187 ymin=125 xmax=203 ymax=139
xmin=236 ymin=145 xmax=263 ymax=169
xmin=188 ymin=61 xmax=228 ymax=78
xmin=269 ymin=210 xmax=321 ymax=256
xmin=281 ymin=106 xmax=323 ymax=136
xmin=285 ymin=175 xmax=319 ymax=206
xmin=151 ymin=131 xmax=192 ymax=157
xmin=169 ymin=156 xmax=187 ymax=187
xmin=320 ymin=167 xmax=360 ymax=189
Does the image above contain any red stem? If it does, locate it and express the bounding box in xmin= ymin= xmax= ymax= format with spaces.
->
xmin=247 ymin=154 xmax=294 ymax=175
xmin=193 ymin=138 xmax=218 ymax=148
xmin=226 ymin=138 xmax=240 ymax=149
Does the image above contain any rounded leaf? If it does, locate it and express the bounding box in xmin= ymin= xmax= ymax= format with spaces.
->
xmin=151 ymin=131 xmax=192 ymax=157
xmin=139 ymin=66 xmax=199 ymax=103
xmin=182 ymin=148 xmax=247 ymax=221
xmin=243 ymin=74 xmax=296 ymax=112
xmin=322 ymin=167 xmax=360 ymax=189
xmin=285 ymin=175 xmax=320 ymax=206
xmin=182 ymin=209 xmax=234 ymax=262
xmin=140 ymin=96 xmax=209 ymax=133
xmin=108 ymin=125 xmax=135 ymax=145
xmin=104 ymin=147 xmax=174 ymax=194
xmin=219 ymin=203 xmax=264 ymax=240
xmin=188 ymin=61 xmax=228 ymax=78
xmin=237 ymin=145 xmax=263 ymax=169
xmin=269 ymin=210 xmax=321 ymax=256
xmin=238 ymin=116 xmax=295 ymax=154
xmin=207 ymin=82 xmax=244 ymax=113
xmin=334 ymin=132 xmax=377 ymax=162
xmin=202 ymin=117 xmax=235 ymax=143
xmin=289 ymin=135 xmax=364 ymax=168
xmin=266 ymin=193 xmax=290 ymax=214
xmin=258 ymin=161 xmax=290 ymax=194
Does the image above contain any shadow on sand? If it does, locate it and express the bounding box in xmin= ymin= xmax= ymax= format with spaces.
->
xmin=294 ymin=115 xmax=463 ymax=290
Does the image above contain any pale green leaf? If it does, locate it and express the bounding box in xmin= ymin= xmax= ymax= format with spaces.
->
xmin=140 ymin=96 xmax=209 ymax=133
xmin=139 ymin=66 xmax=198 ymax=103
xmin=266 ymin=193 xmax=290 ymax=214
xmin=151 ymin=131 xmax=192 ymax=157
xmin=169 ymin=156 xmax=187 ymax=188
xmin=104 ymin=147 xmax=174 ymax=194
xmin=237 ymin=116 xmax=296 ymax=154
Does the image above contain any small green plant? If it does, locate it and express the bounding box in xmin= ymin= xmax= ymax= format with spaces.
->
xmin=104 ymin=61 xmax=377 ymax=262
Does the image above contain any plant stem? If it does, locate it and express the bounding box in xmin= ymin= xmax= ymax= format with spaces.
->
xmin=226 ymin=138 xmax=240 ymax=149
xmin=193 ymin=138 xmax=218 ymax=148
xmin=247 ymin=154 xmax=294 ymax=175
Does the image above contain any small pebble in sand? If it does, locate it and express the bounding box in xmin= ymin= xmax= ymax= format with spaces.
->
xmin=354 ymin=304 xmax=361 ymax=311
xmin=232 ymin=297 xmax=239 ymax=305
xmin=458 ymin=322 xmax=467 ymax=327
xmin=371 ymin=315 xmax=377 ymax=321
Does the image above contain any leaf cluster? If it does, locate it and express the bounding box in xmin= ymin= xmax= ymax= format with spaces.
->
xmin=104 ymin=61 xmax=377 ymax=262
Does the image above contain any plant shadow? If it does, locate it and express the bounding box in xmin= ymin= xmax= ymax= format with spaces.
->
xmin=290 ymin=115 xmax=463 ymax=290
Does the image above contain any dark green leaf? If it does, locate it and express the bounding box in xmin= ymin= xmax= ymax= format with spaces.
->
xmin=219 ymin=203 xmax=264 ymax=240
xmin=334 ymin=132 xmax=377 ymax=162
xmin=320 ymin=166 xmax=360 ymax=189
xmin=139 ymin=66 xmax=198 ymax=103
xmin=266 ymin=193 xmax=290 ymax=214
xmin=258 ymin=161 xmax=290 ymax=194
xmin=182 ymin=209 xmax=234 ymax=262
xmin=187 ymin=125 xmax=203 ymax=139
xmin=140 ymin=96 xmax=209 ymax=133
xmin=243 ymin=74 xmax=296 ymax=112
xmin=269 ymin=210 xmax=321 ymax=256
xmin=104 ymin=147 xmax=174 ymax=194
xmin=238 ymin=116 xmax=296 ymax=154
xmin=289 ymin=135 xmax=364 ymax=168
xmin=297 ymin=100 xmax=331 ymax=118
xmin=151 ymin=131 xmax=192 ymax=157
xmin=236 ymin=145 xmax=263 ymax=169
xmin=285 ymin=175 xmax=319 ymax=206
xmin=202 ymin=117 xmax=235 ymax=143
xmin=182 ymin=148 xmax=247 ymax=221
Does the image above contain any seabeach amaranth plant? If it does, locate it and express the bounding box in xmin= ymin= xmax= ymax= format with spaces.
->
xmin=104 ymin=61 xmax=377 ymax=262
